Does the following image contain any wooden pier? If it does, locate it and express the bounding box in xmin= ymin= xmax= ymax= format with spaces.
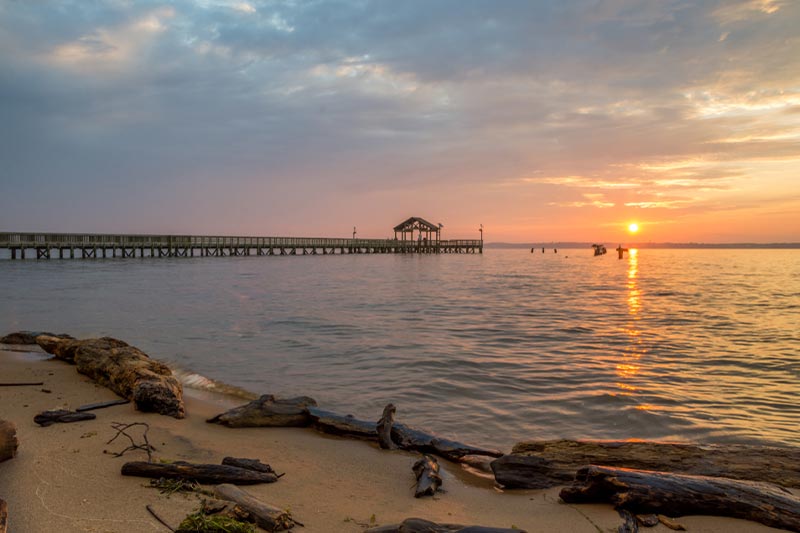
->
xmin=0 ymin=232 xmax=482 ymax=260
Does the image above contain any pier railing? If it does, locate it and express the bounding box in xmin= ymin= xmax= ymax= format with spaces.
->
xmin=0 ymin=232 xmax=483 ymax=259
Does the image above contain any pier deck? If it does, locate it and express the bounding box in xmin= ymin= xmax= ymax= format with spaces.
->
xmin=0 ymin=232 xmax=483 ymax=259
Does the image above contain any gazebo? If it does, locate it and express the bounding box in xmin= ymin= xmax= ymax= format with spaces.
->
xmin=393 ymin=217 xmax=441 ymax=243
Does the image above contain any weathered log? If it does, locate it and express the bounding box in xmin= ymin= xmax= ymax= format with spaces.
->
xmin=657 ymin=515 xmax=686 ymax=531
xmin=0 ymin=382 xmax=44 ymax=387
xmin=1 ymin=331 xmax=72 ymax=345
xmin=75 ymin=398 xmax=131 ymax=412
xmin=34 ymin=409 xmax=96 ymax=427
xmin=37 ymin=336 xmax=184 ymax=418
xmin=636 ymin=514 xmax=659 ymax=527
xmin=307 ymin=407 xmax=378 ymax=439
xmin=377 ymin=403 xmax=398 ymax=450
xmin=559 ymin=465 xmax=800 ymax=533
xmin=214 ymin=483 xmax=296 ymax=531
xmin=312 ymin=405 xmax=501 ymax=462
xmin=206 ymin=394 xmax=317 ymax=427
xmin=34 ymin=333 xmax=78 ymax=353
xmin=121 ymin=461 xmax=279 ymax=485
xmin=0 ymin=420 xmax=17 ymax=463
xmin=365 ymin=518 xmax=526 ymax=532
xmin=618 ymin=509 xmax=639 ymax=533
xmin=221 ymin=457 xmax=276 ymax=475
xmin=412 ymin=455 xmax=442 ymax=498
xmin=0 ymin=498 xmax=7 ymax=533
xmin=492 ymin=439 xmax=800 ymax=489
xmin=391 ymin=422 xmax=503 ymax=462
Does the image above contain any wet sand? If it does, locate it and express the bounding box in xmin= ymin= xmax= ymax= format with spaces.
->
xmin=0 ymin=346 xmax=789 ymax=532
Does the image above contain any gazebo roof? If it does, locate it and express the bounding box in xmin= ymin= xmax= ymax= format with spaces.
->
xmin=393 ymin=217 xmax=440 ymax=232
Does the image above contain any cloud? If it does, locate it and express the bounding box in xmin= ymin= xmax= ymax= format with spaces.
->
xmin=0 ymin=0 xmax=798 ymax=241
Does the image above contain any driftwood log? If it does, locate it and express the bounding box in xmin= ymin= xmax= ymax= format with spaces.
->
xmin=37 ymin=336 xmax=185 ymax=418
xmin=307 ymin=407 xmax=378 ymax=439
xmin=221 ymin=457 xmax=277 ymax=475
xmin=618 ymin=509 xmax=638 ymax=533
xmin=491 ymin=439 xmax=800 ymax=489
xmin=377 ymin=404 xmax=398 ymax=450
xmin=207 ymin=395 xmax=317 ymax=427
xmin=374 ymin=403 xmax=502 ymax=461
xmin=214 ymin=483 xmax=296 ymax=531
xmin=391 ymin=422 xmax=502 ymax=462
xmin=75 ymin=399 xmax=131 ymax=412
xmin=121 ymin=461 xmax=279 ymax=485
xmin=412 ymin=455 xmax=442 ymax=498
xmin=0 ymin=498 xmax=7 ymax=533
xmin=34 ymin=409 xmax=96 ymax=426
xmin=365 ymin=518 xmax=526 ymax=532
xmin=209 ymin=397 xmax=500 ymax=462
xmin=0 ymin=420 xmax=18 ymax=463
xmin=560 ymin=465 xmax=800 ymax=533
xmin=1 ymin=331 xmax=72 ymax=345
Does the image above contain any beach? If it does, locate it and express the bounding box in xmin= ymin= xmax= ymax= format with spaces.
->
xmin=0 ymin=345 xmax=790 ymax=533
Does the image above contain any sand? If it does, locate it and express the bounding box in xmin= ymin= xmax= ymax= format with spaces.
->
xmin=0 ymin=346 xmax=789 ymax=533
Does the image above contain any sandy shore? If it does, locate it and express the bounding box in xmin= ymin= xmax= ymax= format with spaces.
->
xmin=0 ymin=346 xmax=789 ymax=533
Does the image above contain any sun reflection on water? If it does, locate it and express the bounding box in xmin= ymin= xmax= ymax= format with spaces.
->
xmin=616 ymin=249 xmax=645 ymax=395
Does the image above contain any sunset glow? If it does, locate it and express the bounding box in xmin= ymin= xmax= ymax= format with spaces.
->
xmin=628 ymin=223 xmax=640 ymax=234
xmin=1 ymin=1 xmax=798 ymax=243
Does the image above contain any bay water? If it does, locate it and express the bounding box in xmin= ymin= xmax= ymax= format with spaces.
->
xmin=1 ymin=248 xmax=797 ymax=450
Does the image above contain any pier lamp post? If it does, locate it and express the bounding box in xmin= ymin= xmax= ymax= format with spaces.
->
xmin=353 ymin=226 xmax=356 ymax=240
xmin=479 ymin=224 xmax=483 ymax=244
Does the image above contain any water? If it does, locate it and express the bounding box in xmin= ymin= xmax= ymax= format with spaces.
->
xmin=1 ymin=249 xmax=798 ymax=450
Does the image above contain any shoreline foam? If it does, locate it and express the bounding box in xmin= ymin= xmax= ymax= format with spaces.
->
xmin=0 ymin=347 xmax=788 ymax=532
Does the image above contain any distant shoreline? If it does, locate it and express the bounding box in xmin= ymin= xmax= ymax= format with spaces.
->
xmin=487 ymin=242 xmax=800 ymax=249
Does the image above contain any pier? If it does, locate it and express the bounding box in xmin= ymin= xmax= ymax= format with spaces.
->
xmin=1 ymin=218 xmax=483 ymax=260
xmin=0 ymin=233 xmax=482 ymax=260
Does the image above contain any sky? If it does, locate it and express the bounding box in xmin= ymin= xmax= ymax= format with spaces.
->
xmin=1 ymin=0 xmax=798 ymax=243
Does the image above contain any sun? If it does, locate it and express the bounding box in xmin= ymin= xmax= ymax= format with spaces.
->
xmin=628 ymin=223 xmax=640 ymax=234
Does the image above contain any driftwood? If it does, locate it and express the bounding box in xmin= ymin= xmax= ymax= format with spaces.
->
xmin=146 ymin=504 xmax=176 ymax=532
xmin=76 ymin=399 xmax=131 ymax=412
xmin=221 ymin=457 xmax=278 ymax=476
xmin=0 ymin=382 xmax=44 ymax=387
xmin=559 ymin=465 xmax=800 ymax=533
xmin=412 ymin=455 xmax=442 ymax=498
xmin=37 ymin=336 xmax=185 ymax=418
xmin=206 ymin=395 xmax=317 ymax=427
xmin=121 ymin=461 xmax=279 ymax=485
xmin=1 ymin=331 xmax=72 ymax=345
xmin=365 ymin=518 xmax=526 ymax=532
xmin=377 ymin=403 xmax=398 ymax=449
xmin=391 ymin=422 xmax=503 ymax=462
xmin=0 ymin=420 xmax=18 ymax=463
xmin=209 ymin=398 xmax=499 ymax=462
xmin=657 ymin=515 xmax=686 ymax=531
xmin=618 ymin=509 xmax=638 ymax=533
xmin=106 ymin=422 xmax=155 ymax=461
xmin=637 ymin=514 xmax=659 ymax=527
xmin=214 ymin=483 xmax=296 ymax=531
xmin=34 ymin=409 xmax=96 ymax=426
xmin=491 ymin=439 xmax=800 ymax=489
xmin=307 ymin=407 xmax=378 ymax=439
xmin=0 ymin=498 xmax=7 ymax=533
